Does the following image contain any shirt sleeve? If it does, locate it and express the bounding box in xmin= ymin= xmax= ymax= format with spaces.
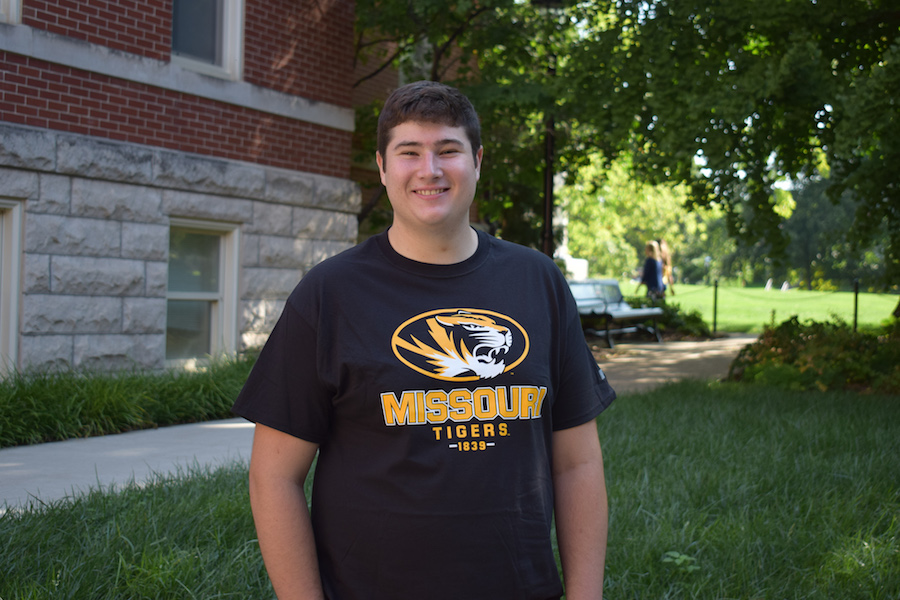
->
xmin=231 ymin=293 xmax=334 ymax=444
xmin=550 ymin=273 xmax=617 ymax=431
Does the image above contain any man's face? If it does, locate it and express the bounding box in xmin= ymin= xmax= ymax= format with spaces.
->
xmin=376 ymin=121 xmax=483 ymax=237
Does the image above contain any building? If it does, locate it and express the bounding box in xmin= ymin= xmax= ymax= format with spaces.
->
xmin=0 ymin=0 xmax=359 ymax=372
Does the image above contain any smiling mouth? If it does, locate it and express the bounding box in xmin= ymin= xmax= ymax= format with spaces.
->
xmin=416 ymin=188 xmax=449 ymax=196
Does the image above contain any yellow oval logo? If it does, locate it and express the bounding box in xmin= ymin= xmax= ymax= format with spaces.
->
xmin=391 ymin=308 xmax=529 ymax=382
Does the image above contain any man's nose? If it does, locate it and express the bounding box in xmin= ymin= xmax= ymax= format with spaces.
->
xmin=420 ymin=152 xmax=442 ymax=177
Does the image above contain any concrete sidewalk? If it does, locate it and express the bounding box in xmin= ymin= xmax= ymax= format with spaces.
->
xmin=0 ymin=334 xmax=756 ymax=513
xmin=0 ymin=418 xmax=254 ymax=514
xmin=595 ymin=333 xmax=756 ymax=393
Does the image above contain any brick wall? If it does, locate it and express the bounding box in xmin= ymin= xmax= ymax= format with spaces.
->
xmin=1 ymin=1 xmax=360 ymax=371
xmin=22 ymin=0 xmax=171 ymax=61
xmin=19 ymin=0 xmax=354 ymax=108
xmin=244 ymin=0 xmax=355 ymax=108
xmin=5 ymin=0 xmax=356 ymax=178
xmin=0 ymin=51 xmax=352 ymax=178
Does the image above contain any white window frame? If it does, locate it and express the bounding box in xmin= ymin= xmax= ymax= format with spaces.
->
xmin=166 ymin=218 xmax=240 ymax=365
xmin=0 ymin=0 xmax=22 ymax=24
xmin=171 ymin=0 xmax=244 ymax=81
xmin=0 ymin=199 xmax=22 ymax=373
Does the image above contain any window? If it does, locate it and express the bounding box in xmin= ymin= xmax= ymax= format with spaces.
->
xmin=0 ymin=0 xmax=22 ymax=24
xmin=0 ymin=200 xmax=22 ymax=372
xmin=166 ymin=220 xmax=239 ymax=362
xmin=171 ymin=0 xmax=244 ymax=80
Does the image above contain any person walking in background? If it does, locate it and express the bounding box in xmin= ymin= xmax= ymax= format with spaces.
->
xmin=658 ymin=239 xmax=675 ymax=296
xmin=636 ymin=240 xmax=665 ymax=300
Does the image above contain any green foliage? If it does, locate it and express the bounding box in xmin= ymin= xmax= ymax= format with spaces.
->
xmin=828 ymin=40 xmax=900 ymax=280
xmin=578 ymin=0 xmax=900 ymax=286
xmin=4 ymin=383 xmax=898 ymax=598
xmin=354 ymin=0 xmax=515 ymax=84
xmin=461 ymin=4 xmax=585 ymax=248
xmin=615 ymin=294 xmax=713 ymax=339
xmin=782 ymin=176 xmax=886 ymax=290
xmin=727 ymin=317 xmax=900 ymax=393
xmin=559 ymin=152 xmax=702 ymax=279
xmin=656 ymin=300 xmax=712 ymax=338
xmin=561 ymin=153 xmax=888 ymax=290
xmin=354 ymin=0 xmax=619 ymax=249
xmin=353 ymin=0 xmax=899 ymax=284
xmin=662 ymin=550 xmax=700 ymax=575
xmin=0 ymin=353 xmax=257 ymax=448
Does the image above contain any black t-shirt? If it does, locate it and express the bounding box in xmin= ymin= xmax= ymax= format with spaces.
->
xmin=233 ymin=229 xmax=616 ymax=600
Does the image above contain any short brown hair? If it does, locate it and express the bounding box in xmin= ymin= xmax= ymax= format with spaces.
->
xmin=377 ymin=81 xmax=482 ymax=166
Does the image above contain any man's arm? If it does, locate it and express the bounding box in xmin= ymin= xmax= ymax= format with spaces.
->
xmin=552 ymin=419 xmax=608 ymax=599
xmin=248 ymin=423 xmax=324 ymax=600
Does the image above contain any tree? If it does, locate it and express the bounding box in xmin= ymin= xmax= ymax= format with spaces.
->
xmin=353 ymin=1 xmax=592 ymax=249
xmin=571 ymin=0 xmax=899 ymax=294
xmin=560 ymin=151 xmax=731 ymax=284
xmin=353 ymin=0 xmax=511 ymax=87
xmin=783 ymin=175 xmax=886 ymax=290
xmin=351 ymin=0 xmax=899 ymax=318
xmin=463 ymin=3 xmax=571 ymax=249
xmin=561 ymin=153 xmax=653 ymax=280
xmin=352 ymin=0 xmax=520 ymax=238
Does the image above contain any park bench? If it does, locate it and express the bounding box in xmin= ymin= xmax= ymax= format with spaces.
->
xmin=568 ymin=279 xmax=664 ymax=348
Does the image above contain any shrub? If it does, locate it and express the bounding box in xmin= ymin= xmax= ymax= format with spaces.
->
xmin=657 ymin=300 xmax=712 ymax=338
xmin=727 ymin=316 xmax=900 ymax=393
xmin=623 ymin=296 xmax=713 ymax=339
xmin=0 ymin=351 xmax=257 ymax=448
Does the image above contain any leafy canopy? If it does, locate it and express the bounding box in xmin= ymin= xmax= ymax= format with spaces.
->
xmin=353 ymin=0 xmax=900 ymax=291
xmin=577 ymin=0 xmax=900 ymax=284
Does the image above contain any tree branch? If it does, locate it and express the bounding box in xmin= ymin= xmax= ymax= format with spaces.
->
xmin=357 ymin=185 xmax=386 ymax=223
xmin=354 ymin=41 xmax=414 ymax=88
xmin=430 ymin=6 xmax=492 ymax=81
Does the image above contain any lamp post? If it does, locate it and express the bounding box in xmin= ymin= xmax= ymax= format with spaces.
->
xmin=534 ymin=0 xmax=562 ymax=258
xmin=542 ymin=110 xmax=555 ymax=257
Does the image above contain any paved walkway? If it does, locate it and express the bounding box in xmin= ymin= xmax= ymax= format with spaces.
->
xmin=594 ymin=333 xmax=756 ymax=393
xmin=0 ymin=334 xmax=756 ymax=513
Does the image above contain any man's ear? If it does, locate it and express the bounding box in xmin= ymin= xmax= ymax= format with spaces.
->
xmin=376 ymin=152 xmax=387 ymax=184
xmin=475 ymin=146 xmax=484 ymax=179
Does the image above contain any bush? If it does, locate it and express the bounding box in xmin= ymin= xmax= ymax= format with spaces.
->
xmin=657 ymin=300 xmax=712 ymax=338
xmin=0 ymin=351 xmax=258 ymax=448
xmin=727 ymin=316 xmax=900 ymax=393
xmin=622 ymin=296 xmax=713 ymax=339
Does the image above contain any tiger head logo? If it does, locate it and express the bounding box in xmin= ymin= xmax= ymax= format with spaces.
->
xmin=391 ymin=309 xmax=529 ymax=382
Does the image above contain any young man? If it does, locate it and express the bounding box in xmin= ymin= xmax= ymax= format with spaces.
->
xmin=233 ymin=81 xmax=615 ymax=600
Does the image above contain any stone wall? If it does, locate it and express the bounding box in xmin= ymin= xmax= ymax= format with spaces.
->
xmin=0 ymin=122 xmax=360 ymax=372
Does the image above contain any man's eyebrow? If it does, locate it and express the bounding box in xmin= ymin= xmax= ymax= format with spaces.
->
xmin=391 ymin=138 xmax=466 ymax=150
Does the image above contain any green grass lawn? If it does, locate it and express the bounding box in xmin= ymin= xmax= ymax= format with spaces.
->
xmin=3 ymin=381 xmax=897 ymax=599
xmin=665 ymin=283 xmax=898 ymax=333
xmin=599 ymin=381 xmax=899 ymax=599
